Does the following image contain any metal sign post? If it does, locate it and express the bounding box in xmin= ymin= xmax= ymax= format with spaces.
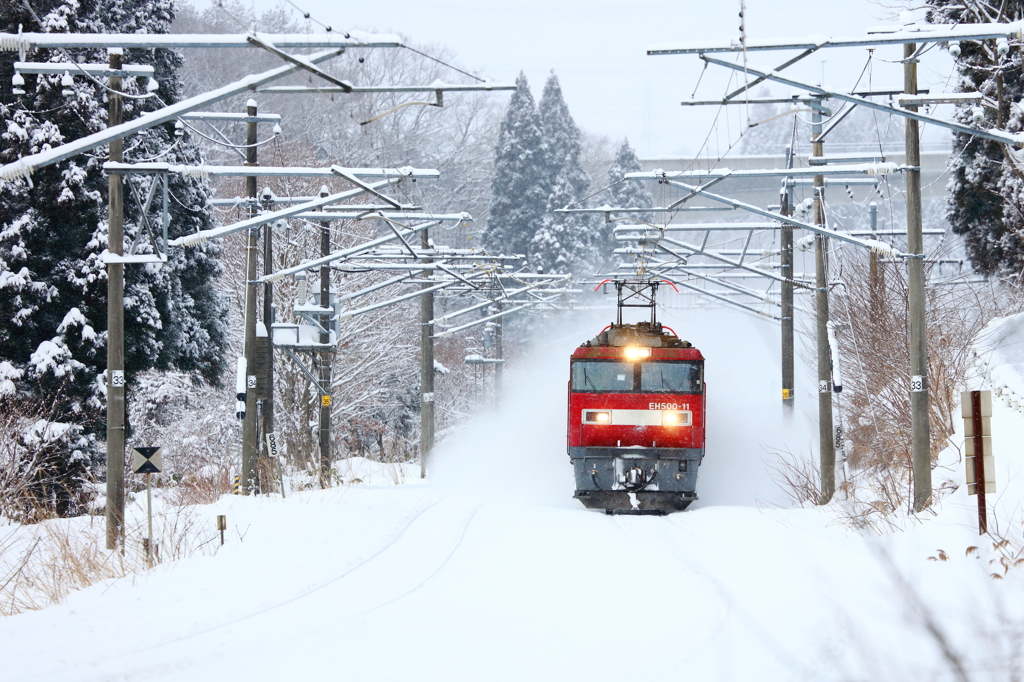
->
xmin=962 ymin=390 xmax=995 ymax=534
xmin=132 ymin=446 xmax=162 ymax=567
xmin=265 ymin=432 xmax=285 ymax=498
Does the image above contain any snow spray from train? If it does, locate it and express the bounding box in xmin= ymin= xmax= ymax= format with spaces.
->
xmin=568 ymin=280 xmax=706 ymax=514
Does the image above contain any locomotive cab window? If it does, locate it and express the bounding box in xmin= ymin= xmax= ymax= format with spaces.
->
xmin=571 ymin=361 xmax=634 ymax=392
xmin=571 ymin=360 xmax=703 ymax=393
xmin=641 ymin=362 xmax=702 ymax=394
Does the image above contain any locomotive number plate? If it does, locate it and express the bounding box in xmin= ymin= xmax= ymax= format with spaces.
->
xmin=650 ymin=402 xmax=686 ymax=410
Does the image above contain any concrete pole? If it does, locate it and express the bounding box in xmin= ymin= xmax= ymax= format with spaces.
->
xmin=240 ymin=100 xmax=259 ymax=493
xmin=420 ymin=228 xmax=435 ymax=478
xmin=813 ymin=104 xmax=836 ymax=504
xmin=262 ymin=192 xmax=274 ymax=444
xmin=318 ymin=187 xmax=333 ymax=488
xmin=494 ymin=300 xmax=503 ymax=409
xmin=105 ymin=49 xmax=125 ymax=550
xmin=905 ymin=43 xmax=932 ymax=512
xmin=781 ymin=145 xmax=795 ymax=409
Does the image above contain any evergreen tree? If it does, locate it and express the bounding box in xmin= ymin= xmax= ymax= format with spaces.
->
xmin=927 ymin=1 xmax=1024 ymax=275
xmin=599 ymin=138 xmax=654 ymax=264
xmin=531 ymin=73 xmax=596 ymax=275
xmin=0 ymin=0 xmax=227 ymax=515
xmin=485 ymin=72 xmax=549 ymax=260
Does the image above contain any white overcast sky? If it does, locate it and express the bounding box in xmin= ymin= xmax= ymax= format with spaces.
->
xmin=209 ymin=0 xmax=953 ymax=158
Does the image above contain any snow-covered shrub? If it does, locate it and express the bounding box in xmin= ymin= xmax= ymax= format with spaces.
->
xmin=0 ymin=399 xmax=96 ymax=523
xmin=126 ymin=371 xmax=236 ymax=505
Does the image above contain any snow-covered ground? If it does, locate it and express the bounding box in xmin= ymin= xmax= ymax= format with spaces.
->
xmin=2 ymin=307 xmax=1023 ymax=681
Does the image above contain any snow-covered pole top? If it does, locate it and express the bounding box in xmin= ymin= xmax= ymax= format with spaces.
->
xmin=103 ymin=163 xmax=440 ymax=179
xmin=625 ymin=163 xmax=908 ymax=180
xmin=0 ymin=31 xmax=401 ymax=51
xmin=0 ymin=48 xmax=344 ymax=183
xmin=647 ymin=21 xmax=1024 ymax=55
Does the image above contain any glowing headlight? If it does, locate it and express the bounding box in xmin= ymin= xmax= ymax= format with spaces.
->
xmin=623 ymin=346 xmax=651 ymax=360
xmin=584 ymin=410 xmax=611 ymax=423
xmin=662 ymin=411 xmax=690 ymax=426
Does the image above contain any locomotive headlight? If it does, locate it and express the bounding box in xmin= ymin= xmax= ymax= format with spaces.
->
xmin=623 ymin=346 xmax=651 ymax=360
xmin=662 ymin=411 xmax=690 ymax=426
xmin=585 ymin=410 xmax=611 ymax=423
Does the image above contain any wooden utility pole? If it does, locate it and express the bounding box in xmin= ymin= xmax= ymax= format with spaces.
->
xmin=813 ymin=103 xmax=835 ymax=504
xmin=240 ymin=100 xmax=259 ymax=493
xmin=105 ymin=48 xmax=125 ymax=550
xmin=905 ymin=43 xmax=932 ymax=512
xmin=420 ymin=228 xmax=435 ymax=478
xmin=781 ymin=144 xmax=795 ymax=409
xmin=318 ymin=187 xmax=333 ymax=487
xmin=968 ymin=390 xmax=990 ymax=534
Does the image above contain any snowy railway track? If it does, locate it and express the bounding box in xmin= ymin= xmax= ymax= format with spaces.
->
xmin=138 ymin=498 xmax=444 ymax=655
xmin=355 ymin=503 xmax=482 ymax=618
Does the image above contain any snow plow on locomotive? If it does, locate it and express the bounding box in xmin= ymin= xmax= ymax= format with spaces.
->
xmin=568 ymin=280 xmax=706 ymax=514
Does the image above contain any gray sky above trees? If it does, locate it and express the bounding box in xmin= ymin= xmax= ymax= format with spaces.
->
xmin=202 ymin=0 xmax=953 ymax=157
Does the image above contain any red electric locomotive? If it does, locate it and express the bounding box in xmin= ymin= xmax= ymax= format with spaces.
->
xmin=568 ymin=280 xmax=706 ymax=514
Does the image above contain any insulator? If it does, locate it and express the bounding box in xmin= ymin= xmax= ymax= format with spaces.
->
xmin=971 ymin=106 xmax=985 ymax=125
xmin=174 ymin=120 xmax=184 ymax=137
xmin=272 ymin=122 xmax=282 ymax=136
xmin=950 ymin=43 xmax=962 ymax=57
xmin=11 ymin=71 xmax=25 ymax=95
xmin=146 ymin=77 xmax=159 ymax=93
xmin=61 ymin=70 xmax=73 ymax=97
xmin=997 ymin=38 xmax=1010 ymax=56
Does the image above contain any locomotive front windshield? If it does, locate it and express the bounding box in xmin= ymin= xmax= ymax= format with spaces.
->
xmin=641 ymin=362 xmax=702 ymax=393
xmin=572 ymin=360 xmax=702 ymax=393
xmin=572 ymin=361 xmax=634 ymax=392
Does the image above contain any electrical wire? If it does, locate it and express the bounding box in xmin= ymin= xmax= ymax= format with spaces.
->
xmin=401 ymin=45 xmax=485 ymax=84
xmin=180 ymin=120 xmax=281 ymax=149
xmin=281 ymin=0 xmax=339 ymax=34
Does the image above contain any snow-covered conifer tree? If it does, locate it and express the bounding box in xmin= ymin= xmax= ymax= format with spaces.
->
xmin=530 ymin=73 xmax=596 ymax=275
xmin=0 ymin=0 xmax=227 ymax=515
xmin=485 ymin=72 xmax=549 ymax=260
xmin=927 ymin=0 xmax=1024 ymax=275
xmin=598 ymin=139 xmax=653 ymax=264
